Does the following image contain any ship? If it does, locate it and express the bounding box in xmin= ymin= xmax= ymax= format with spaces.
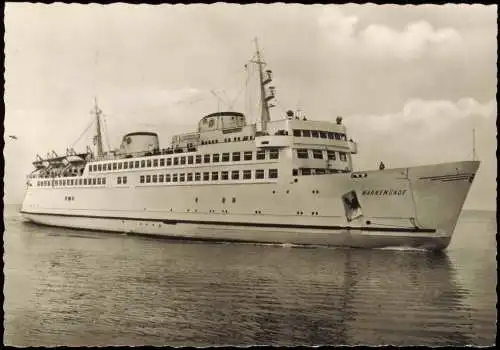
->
xmin=20 ymin=41 xmax=480 ymax=251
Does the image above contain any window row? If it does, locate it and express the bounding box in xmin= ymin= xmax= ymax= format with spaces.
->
xmin=295 ymin=149 xmax=348 ymax=161
xmin=37 ymin=177 xmax=106 ymax=187
xmin=89 ymin=149 xmax=280 ymax=173
xmin=201 ymin=135 xmax=254 ymax=145
xmin=292 ymin=168 xmax=349 ymax=176
xmin=139 ymin=169 xmax=279 ymax=184
xmin=293 ymin=129 xmax=347 ymax=141
xmin=117 ymin=176 xmax=128 ymax=185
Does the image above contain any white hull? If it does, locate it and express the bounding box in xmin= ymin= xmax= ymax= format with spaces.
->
xmin=21 ymin=160 xmax=479 ymax=251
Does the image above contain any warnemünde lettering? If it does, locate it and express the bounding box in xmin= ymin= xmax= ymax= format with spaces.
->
xmin=361 ymin=189 xmax=407 ymax=196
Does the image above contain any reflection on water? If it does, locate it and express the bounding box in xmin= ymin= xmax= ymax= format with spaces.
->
xmin=3 ymin=207 xmax=496 ymax=346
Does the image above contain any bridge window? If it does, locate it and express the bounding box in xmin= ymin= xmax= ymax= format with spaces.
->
xmin=334 ymin=133 xmax=341 ymax=140
xmin=141 ymin=160 xmax=145 ymax=168
xmin=327 ymin=150 xmax=336 ymax=160
xmin=97 ymin=164 xmax=102 ymax=171
xmin=180 ymin=173 xmax=185 ymax=182
xmin=296 ymin=149 xmax=308 ymax=159
xmin=293 ymin=129 xmax=301 ymax=137
xmin=231 ymin=170 xmax=239 ymax=180
xmin=79 ymin=179 xmax=83 ymax=185
xmin=213 ymin=153 xmax=220 ymax=163
xmin=313 ymin=150 xmax=323 ymax=159
xmin=269 ymin=169 xmax=278 ymax=179
xmin=117 ymin=162 xmax=122 ymax=170
xmin=159 ymin=174 xmax=164 ymax=182
xmin=222 ymin=153 xmax=230 ymax=162
xmin=196 ymin=155 xmax=202 ymax=164
xmin=188 ymin=156 xmax=194 ymax=164
xmin=340 ymin=133 xmax=347 ymax=141
xmin=303 ymin=130 xmax=311 ymax=137
xmin=167 ymin=158 xmax=172 ymax=166
xmin=243 ymin=170 xmax=252 ymax=179
xmin=135 ymin=161 xmax=140 ymax=168
xmin=124 ymin=162 xmax=128 ymax=169
xmin=232 ymin=152 xmax=241 ymax=161
xmin=256 ymin=150 xmax=266 ymax=160
xmin=269 ymin=148 xmax=279 ymax=159
xmin=301 ymin=168 xmax=311 ymax=176
xmin=203 ymin=172 xmax=209 ymax=181
xmin=311 ymin=130 xmax=319 ymax=138
xmin=328 ymin=132 xmax=334 ymax=140
xmin=244 ymin=151 xmax=253 ymax=161
xmin=128 ymin=161 xmax=133 ymax=169
xmin=173 ymin=157 xmax=179 ymax=166
xmin=315 ymin=169 xmax=326 ymax=175
xmin=172 ymin=174 xmax=178 ymax=182
xmin=180 ymin=156 xmax=186 ymax=165
xmin=113 ymin=163 xmax=117 ymax=170
xmin=187 ymin=173 xmax=193 ymax=181
xmin=255 ymin=169 xmax=265 ymax=179
xmin=195 ymin=172 xmax=201 ymax=181
xmin=203 ymin=154 xmax=210 ymax=163
xmin=339 ymin=152 xmax=347 ymax=162
xmin=160 ymin=159 xmax=165 ymax=166
xmin=221 ymin=171 xmax=229 ymax=180
xmin=320 ymin=131 xmax=327 ymax=139
xmin=152 ymin=175 xmax=158 ymax=183
xmin=212 ymin=172 xmax=219 ymax=181
xmin=153 ymin=159 xmax=158 ymax=167
xmin=146 ymin=175 xmax=151 ymax=183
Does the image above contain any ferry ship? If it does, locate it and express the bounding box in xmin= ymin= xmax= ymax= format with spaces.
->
xmin=20 ymin=43 xmax=479 ymax=251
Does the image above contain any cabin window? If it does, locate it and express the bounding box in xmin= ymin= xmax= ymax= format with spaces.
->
xmin=140 ymin=160 xmax=145 ymax=168
xmin=196 ymin=155 xmax=202 ymax=164
xmin=123 ymin=176 xmax=127 ymax=184
xmin=144 ymin=175 xmax=149 ymax=183
xmin=212 ymin=172 xmax=219 ymax=181
xmin=117 ymin=162 xmax=122 ymax=170
xmin=145 ymin=160 xmax=151 ymax=168
xmin=160 ymin=159 xmax=165 ymax=166
xmin=311 ymin=130 xmax=319 ymax=138
xmin=327 ymin=150 xmax=336 ymax=160
xmin=313 ymin=150 xmax=323 ymax=159
xmin=124 ymin=162 xmax=128 ymax=169
xmin=188 ymin=156 xmax=194 ymax=164
xmin=180 ymin=156 xmax=186 ymax=165
xmin=341 ymin=133 xmax=347 ymax=141
xmin=152 ymin=175 xmax=158 ymax=183
xmin=96 ymin=178 xmax=100 ymax=185
xmin=203 ymin=172 xmax=209 ymax=181
xmin=269 ymin=149 xmax=279 ymax=159
xmin=173 ymin=157 xmax=179 ymax=166
xmin=135 ymin=161 xmax=140 ymax=168
xmin=296 ymin=149 xmax=309 ymax=159
xmin=320 ymin=131 xmax=327 ymax=139
xmin=153 ymin=159 xmax=158 ymax=167
xmin=334 ymin=133 xmax=341 ymax=140
xmin=256 ymin=150 xmax=266 ymax=160
xmin=113 ymin=163 xmax=117 ymax=170
xmin=203 ymin=154 xmax=210 ymax=163
xmin=339 ymin=152 xmax=347 ymax=162
xmin=179 ymin=173 xmax=185 ymax=182
xmin=244 ymin=151 xmax=253 ymax=161
xmin=232 ymin=152 xmax=241 ymax=161
xmin=94 ymin=165 xmax=98 ymax=171
xmin=97 ymin=164 xmax=102 ymax=171
xmin=269 ymin=169 xmax=278 ymax=179
xmin=255 ymin=169 xmax=265 ymax=179
xmin=222 ymin=153 xmax=230 ymax=162
xmin=221 ymin=171 xmax=229 ymax=180
xmin=328 ymin=132 xmax=334 ymax=140
xmin=292 ymin=168 xmax=298 ymax=176
xmin=89 ymin=166 xmax=93 ymax=172
xmin=195 ymin=172 xmax=201 ymax=181
xmin=79 ymin=179 xmax=83 ymax=185
xmin=212 ymin=153 xmax=220 ymax=163
xmin=159 ymin=174 xmax=164 ymax=183
xmin=231 ymin=170 xmax=239 ymax=180
xmin=301 ymin=168 xmax=311 ymax=176
xmin=243 ymin=170 xmax=252 ymax=179
xmin=303 ymin=130 xmax=311 ymax=137
xmin=166 ymin=174 xmax=171 ymax=182
xmin=187 ymin=173 xmax=193 ymax=181
xmin=102 ymin=178 xmax=106 ymax=185
xmin=92 ymin=178 xmax=97 ymax=185
xmin=315 ymin=169 xmax=326 ymax=175
xmin=293 ymin=129 xmax=301 ymax=137
xmin=117 ymin=177 xmax=122 ymax=185
xmin=167 ymin=158 xmax=172 ymax=166
xmin=129 ymin=161 xmax=134 ymax=169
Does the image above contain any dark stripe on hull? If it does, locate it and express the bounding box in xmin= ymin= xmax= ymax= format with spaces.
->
xmin=20 ymin=210 xmax=436 ymax=233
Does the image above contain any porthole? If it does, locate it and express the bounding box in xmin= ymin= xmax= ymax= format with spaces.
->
xmin=232 ymin=197 xmax=236 ymax=203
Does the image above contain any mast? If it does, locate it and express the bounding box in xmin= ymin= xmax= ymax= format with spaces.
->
xmin=250 ymin=38 xmax=275 ymax=132
xmin=92 ymin=97 xmax=104 ymax=158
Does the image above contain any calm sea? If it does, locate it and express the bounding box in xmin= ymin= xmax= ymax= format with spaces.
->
xmin=3 ymin=205 xmax=497 ymax=346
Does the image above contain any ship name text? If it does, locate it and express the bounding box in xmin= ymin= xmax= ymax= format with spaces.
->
xmin=361 ymin=189 xmax=407 ymax=196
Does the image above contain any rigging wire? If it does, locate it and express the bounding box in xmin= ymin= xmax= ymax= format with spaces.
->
xmin=69 ymin=117 xmax=95 ymax=149
xmin=230 ymin=64 xmax=257 ymax=111
xmin=102 ymin=113 xmax=112 ymax=152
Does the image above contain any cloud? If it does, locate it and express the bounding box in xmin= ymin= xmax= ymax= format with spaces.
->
xmin=318 ymin=7 xmax=462 ymax=60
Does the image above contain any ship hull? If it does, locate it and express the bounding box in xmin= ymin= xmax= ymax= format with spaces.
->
xmin=20 ymin=160 xmax=479 ymax=251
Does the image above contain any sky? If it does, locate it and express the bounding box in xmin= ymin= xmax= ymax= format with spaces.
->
xmin=3 ymin=3 xmax=497 ymax=209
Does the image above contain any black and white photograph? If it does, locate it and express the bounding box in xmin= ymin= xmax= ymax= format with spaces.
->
xmin=3 ymin=3 xmax=496 ymax=346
